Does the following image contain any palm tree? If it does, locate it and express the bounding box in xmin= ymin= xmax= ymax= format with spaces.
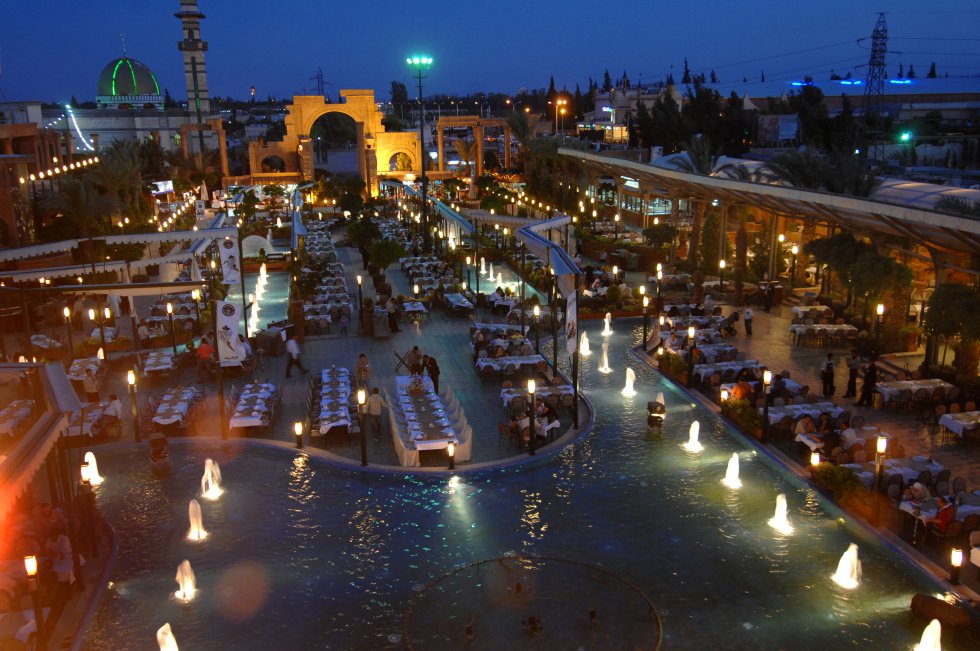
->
xmin=92 ymin=139 xmax=145 ymax=219
xmin=506 ymin=110 xmax=533 ymax=170
xmin=39 ymin=178 xmax=111 ymax=261
xmin=667 ymin=134 xmax=721 ymax=267
xmin=452 ymin=139 xmax=476 ymax=178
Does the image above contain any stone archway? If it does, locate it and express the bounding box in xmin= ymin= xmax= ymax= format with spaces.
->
xmin=248 ymin=90 xmax=421 ymax=196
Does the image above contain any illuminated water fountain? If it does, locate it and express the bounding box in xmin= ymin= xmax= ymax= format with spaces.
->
xmin=497 ymin=272 xmax=503 ymax=288
xmin=480 ymin=257 xmax=486 ymax=275
xmin=621 ymin=367 xmax=637 ymax=397
xmin=722 ymin=453 xmax=741 ymax=489
xmin=186 ymin=499 xmax=207 ymax=541
xmin=157 ymin=623 xmax=179 ymax=651
xmin=914 ymin=619 xmax=941 ymax=651
xmin=682 ymin=420 xmax=703 ymax=452
xmin=174 ymin=560 xmax=196 ymax=602
xmin=768 ymin=493 xmax=793 ymax=534
xmin=200 ymin=458 xmax=223 ymax=501
xmin=579 ymin=332 xmax=591 ymax=357
xmin=83 ymin=451 xmax=104 ymax=486
xmin=598 ymin=343 xmax=612 ymax=374
xmin=602 ymin=312 xmax=613 ymax=336
xmin=832 ymin=543 xmax=862 ymax=589
xmin=487 ymin=262 xmax=494 ymax=281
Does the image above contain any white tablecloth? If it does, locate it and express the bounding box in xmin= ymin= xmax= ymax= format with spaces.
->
xmin=477 ymin=355 xmax=545 ymax=372
xmin=875 ymin=378 xmax=953 ymax=402
xmin=791 ymin=305 xmax=833 ymax=318
xmin=762 ymin=401 xmax=844 ymax=425
xmin=789 ymin=324 xmax=857 ymax=336
xmin=938 ymin=411 xmax=980 ymax=436
xmin=693 ymin=360 xmax=760 ymax=382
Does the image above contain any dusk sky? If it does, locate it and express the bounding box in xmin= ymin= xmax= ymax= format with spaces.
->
xmin=2 ymin=0 xmax=978 ymax=104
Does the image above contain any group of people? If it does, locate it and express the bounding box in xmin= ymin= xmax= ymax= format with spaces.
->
xmin=507 ymin=395 xmax=560 ymax=446
xmin=818 ymin=351 xmax=879 ymax=406
xmin=405 ymin=346 xmax=441 ymax=393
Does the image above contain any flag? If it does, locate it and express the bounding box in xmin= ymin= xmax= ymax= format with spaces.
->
xmin=565 ymin=290 xmax=578 ymax=355
xmin=215 ymin=300 xmax=245 ymax=366
xmin=217 ymin=238 xmax=240 ymax=285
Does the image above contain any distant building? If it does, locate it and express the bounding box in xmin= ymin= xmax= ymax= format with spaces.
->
xmin=578 ymin=85 xmax=682 ymax=143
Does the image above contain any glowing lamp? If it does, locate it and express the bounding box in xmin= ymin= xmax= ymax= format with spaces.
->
xmin=876 ymin=435 xmax=888 ymax=455
xmin=720 ymin=389 xmax=729 ymax=401
xmin=810 ymin=451 xmax=821 ymax=467
xmin=687 ymin=326 xmax=696 ymax=340
xmin=24 ymin=556 xmax=38 ymax=578
xmin=127 ymin=370 xmax=136 ymax=386
xmin=357 ymin=388 xmax=366 ymax=406
xmin=527 ymin=378 xmax=536 ymax=395
xmin=876 ymin=303 xmax=885 ymax=317
xmin=763 ymin=370 xmax=773 ymax=385
xmin=533 ymin=305 xmax=540 ymax=318
xmin=166 ymin=302 xmax=173 ymax=315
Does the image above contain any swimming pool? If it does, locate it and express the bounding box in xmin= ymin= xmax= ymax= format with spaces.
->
xmin=80 ymin=319 xmax=975 ymax=649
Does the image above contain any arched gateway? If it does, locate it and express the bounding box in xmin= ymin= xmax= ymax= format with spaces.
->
xmin=248 ymin=90 xmax=420 ymax=195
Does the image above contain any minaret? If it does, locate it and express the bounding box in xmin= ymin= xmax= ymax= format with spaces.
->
xmin=175 ymin=0 xmax=211 ymax=150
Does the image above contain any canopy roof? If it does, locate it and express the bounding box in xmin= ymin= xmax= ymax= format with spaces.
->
xmin=564 ymin=149 xmax=980 ymax=256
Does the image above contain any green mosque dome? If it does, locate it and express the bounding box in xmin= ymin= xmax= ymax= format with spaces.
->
xmin=96 ymin=57 xmax=162 ymax=107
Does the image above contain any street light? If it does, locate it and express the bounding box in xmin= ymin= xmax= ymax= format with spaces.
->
xmin=63 ymin=306 xmax=73 ymax=357
xmin=127 ymin=370 xmax=141 ymax=442
xmin=166 ymin=302 xmax=177 ymax=354
xmin=465 ymin=255 xmax=472 ymax=290
xmin=875 ymin=303 xmax=885 ymax=351
xmin=88 ymin=306 xmax=111 ymax=354
xmin=357 ymin=388 xmax=367 ymax=466
xmin=614 ymin=213 xmax=621 ymax=239
xmin=192 ymin=289 xmax=203 ymax=336
xmin=24 ymin=555 xmax=46 ymax=651
xmin=447 ymin=441 xmax=455 ymax=470
xmin=294 ymin=420 xmax=304 ymax=449
xmin=950 ymin=547 xmax=963 ymax=585
xmin=407 ymin=54 xmax=433 ymax=253
xmin=790 ymin=244 xmax=799 ymax=284
xmin=719 ymin=259 xmax=726 ymax=291
xmin=356 ymin=275 xmax=364 ymax=327
xmin=642 ymin=296 xmax=650 ymax=346
xmin=762 ymin=370 xmax=772 ymax=442
xmin=527 ymin=378 xmax=537 ymax=455
xmin=656 ymin=269 xmax=663 ymax=315
xmin=873 ymin=434 xmax=888 ymax=492
xmin=533 ymin=305 xmax=541 ymax=354
xmin=687 ymin=325 xmax=697 ymax=387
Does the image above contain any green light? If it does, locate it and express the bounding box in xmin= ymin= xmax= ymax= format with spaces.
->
xmin=124 ymin=58 xmax=138 ymax=96
xmin=900 ymin=132 xmax=912 ymax=142
xmin=111 ymin=59 xmax=126 ymax=95
xmin=407 ymin=55 xmax=433 ymax=70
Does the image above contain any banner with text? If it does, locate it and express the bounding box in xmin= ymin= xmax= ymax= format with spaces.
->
xmin=217 ymin=238 xmax=241 ymax=285
xmin=565 ymin=290 xmax=578 ymax=355
xmin=215 ymin=300 xmax=246 ymax=366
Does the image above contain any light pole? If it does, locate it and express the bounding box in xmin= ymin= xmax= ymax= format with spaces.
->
xmin=407 ymin=55 xmax=433 ymax=253
xmin=762 ymin=370 xmax=772 ymax=442
xmin=192 ymin=289 xmax=203 ymax=336
xmin=357 ymin=388 xmax=367 ymax=466
xmin=687 ymin=325 xmax=697 ymax=387
xmin=166 ymin=302 xmax=177 ymax=354
xmin=24 ymin=555 xmax=46 ymax=651
xmin=642 ymin=296 xmax=650 ymax=347
xmin=790 ymin=244 xmax=799 ymax=285
xmin=656 ymin=267 xmax=663 ymax=316
xmin=88 ymin=306 xmax=111 ymax=355
xmin=718 ymin=259 xmax=726 ymax=292
xmin=875 ymin=303 xmax=885 ymax=352
xmin=127 ymin=370 xmax=141 ymax=442
xmin=356 ymin=275 xmax=364 ymax=328
xmin=533 ymin=305 xmax=541 ymax=354
xmin=770 ymin=233 xmax=785 ymax=282
xmin=294 ymin=420 xmax=304 ymax=449
xmin=63 ymin=306 xmax=73 ymax=357
xmin=527 ymin=378 xmax=537 ymax=455
xmin=448 ymin=441 xmax=455 ymax=470
xmin=553 ymin=98 xmax=566 ymax=135
xmin=614 ymin=213 xmax=621 ymax=239
xmin=465 ymin=255 xmax=472 ymax=291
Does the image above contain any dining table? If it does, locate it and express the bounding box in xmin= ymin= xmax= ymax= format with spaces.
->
xmin=316 ymin=367 xmax=352 ymax=436
xmin=229 ymin=383 xmax=277 ymax=429
xmin=500 ymin=385 xmax=573 ymax=407
xmin=842 ymin=456 xmax=945 ymax=489
xmin=791 ymin=305 xmax=834 ymax=318
xmin=875 ymin=378 xmax=954 ymax=403
xmin=937 ymin=410 xmax=980 ymax=438
xmin=692 ymin=359 xmax=761 ymax=382
xmin=477 ymin=354 xmax=545 ymax=372
xmin=67 ymin=357 xmax=105 ymax=382
xmin=394 ymin=375 xmax=457 ymax=452
xmin=152 ymin=386 xmax=203 ymax=427
xmin=763 ymin=401 xmax=845 ymax=425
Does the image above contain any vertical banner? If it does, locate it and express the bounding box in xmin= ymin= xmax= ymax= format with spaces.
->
xmin=195 ymin=200 xmax=206 ymax=219
xmin=565 ymin=290 xmax=578 ymax=355
xmin=218 ymin=238 xmax=241 ymax=285
xmin=215 ymin=300 xmax=245 ymax=366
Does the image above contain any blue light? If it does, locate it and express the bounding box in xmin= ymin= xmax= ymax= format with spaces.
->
xmin=839 ymin=80 xmax=863 ymax=86
xmin=889 ymin=79 xmax=912 ymax=85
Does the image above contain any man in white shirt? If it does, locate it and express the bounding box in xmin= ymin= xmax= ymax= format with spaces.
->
xmin=742 ymin=307 xmax=753 ymax=336
xmin=96 ymin=393 xmax=124 ymax=437
xmin=285 ymin=336 xmax=309 ymax=378
xmin=365 ymin=387 xmax=387 ymax=438
xmin=103 ymin=394 xmax=123 ymax=420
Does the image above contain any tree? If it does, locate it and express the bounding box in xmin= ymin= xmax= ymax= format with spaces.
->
xmin=927 ymin=62 xmax=937 ymax=78
xmin=452 ymin=139 xmax=477 ymax=178
xmin=602 ymin=70 xmax=612 ymax=92
xmin=506 ymin=110 xmax=533 ymax=170
xmin=347 ymin=216 xmax=380 ymax=250
xmin=37 ymin=178 xmax=112 ymax=258
xmin=682 ymin=58 xmax=691 ymax=84
xmin=667 ymin=134 xmax=721 ymax=266
xmin=369 ymin=239 xmax=406 ymax=283
xmin=642 ymin=223 xmax=678 ymax=248
xmin=390 ymin=80 xmax=408 ymax=110
xmin=925 ymin=283 xmax=980 ymax=379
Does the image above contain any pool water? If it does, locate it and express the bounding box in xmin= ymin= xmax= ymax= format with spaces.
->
xmin=81 ymin=319 xmax=976 ymax=650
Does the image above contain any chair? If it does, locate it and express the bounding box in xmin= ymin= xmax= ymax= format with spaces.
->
xmin=934 ymin=480 xmax=949 ymax=496
xmin=886 ymin=483 xmax=902 ymax=504
xmin=965 ymin=400 xmax=976 ymax=412
xmin=952 ymin=476 xmax=967 ymax=495
xmin=949 ymin=403 xmax=961 ymax=414
xmin=852 ymin=449 xmax=868 ymax=463
xmin=925 ymin=520 xmax=962 ymax=550
xmin=915 ymin=470 xmax=933 ymax=487
xmin=961 ymin=514 xmax=980 ymax=536
xmin=933 ymin=469 xmax=951 ymax=492
xmin=851 ymin=415 xmax=865 ymax=428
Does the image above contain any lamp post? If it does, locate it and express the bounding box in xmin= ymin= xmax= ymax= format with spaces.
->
xmin=874 ymin=434 xmax=887 ymax=492
xmin=357 ymin=388 xmax=367 ymax=466
xmin=294 ymin=420 xmax=303 ymax=449
xmin=718 ymin=259 xmax=726 ymax=292
xmin=656 ymin=268 xmax=663 ymax=316
xmin=790 ymin=244 xmax=799 ymax=285
xmin=88 ymin=306 xmax=112 ymax=355
xmin=407 ymin=55 xmax=433 ymax=253
xmin=762 ymin=370 xmax=772 ymax=442
xmin=533 ymin=305 xmax=541 ymax=354
xmin=875 ymin=303 xmax=885 ymax=352
xmin=614 ymin=213 xmax=621 ymax=239
xmin=950 ymin=548 xmax=963 ymax=585
xmin=642 ymin=296 xmax=650 ymax=347
xmin=687 ymin=325 xmax=697 ymax=387
xmin=24 ymin=555 xmax=46 ymax=651
xmin=527 ymin=378 xmax=537 ymax=455
xmin=127 ymin=370 xmax=141 ymax=442
xmin=63 ymin=306 xmax=74 ymax=357
xmin=166 ymin=302 xmax=177 ymax=354
xmin=465 ymin=256 xmax=472 ymax=291
xmin=192 ymin=289 xmax=203 ymax=336
xmin=447 ymin=441 xmax=455 ymax=470
xmin=356 ymin=275 xmax=364 ymax=328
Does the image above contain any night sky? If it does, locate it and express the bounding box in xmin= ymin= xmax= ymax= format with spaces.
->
xmin=2 ymin=0 xmax=978 ymax=104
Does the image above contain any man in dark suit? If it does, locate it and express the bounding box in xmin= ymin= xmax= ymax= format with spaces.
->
xmin=856 ymin=359 xmax=878 ymax=406
xmin=424 ymin=355 xmax=442 ymax=394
